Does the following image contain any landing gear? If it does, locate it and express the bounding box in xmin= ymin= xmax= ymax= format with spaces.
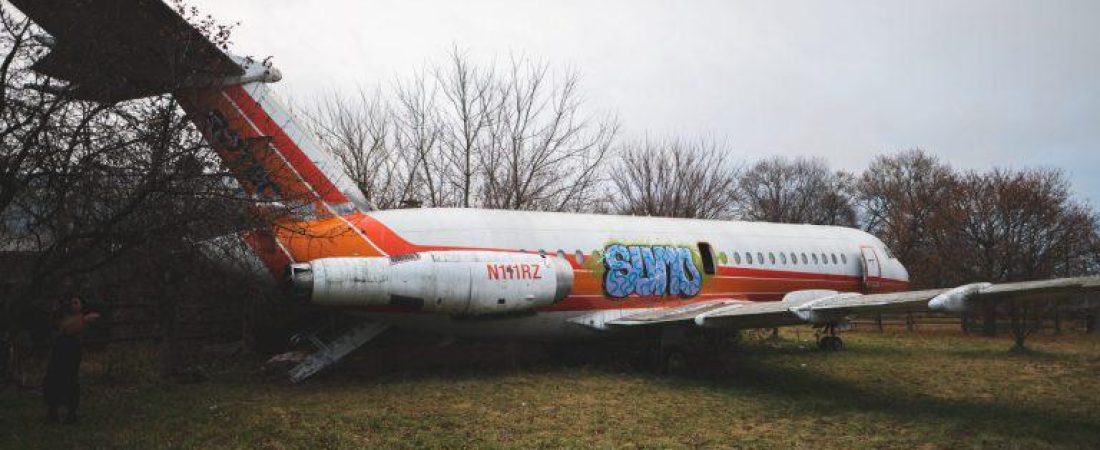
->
xmin=816 ymin=323 xmax=845 ymax=352
xmin=817 ymin=335 xmax=844 ymax=351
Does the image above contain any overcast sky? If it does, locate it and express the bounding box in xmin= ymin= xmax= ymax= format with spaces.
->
xmin=191 ymin=0 xmax=1100 ymax=205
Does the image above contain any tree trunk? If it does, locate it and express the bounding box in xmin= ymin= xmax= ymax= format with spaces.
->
xmin=905 ymin=313 xmax=915 ymax=332
xmin=1052 ymin=313 xmax=1062 ymax=335
xmin=960 ymin=313 xmax=969 ymax=334
xmin=1087 ymin=311 xmax=1098 ymax=334
xmin=157 ymin=270 xmax=181 ymax=380
xmin=241 ymin=290 xmax=257 ymax=355
xmin=1 ymin=332 xmax=11 ymax=384
xmin=876 ymin=314 xmax=883 ymax=332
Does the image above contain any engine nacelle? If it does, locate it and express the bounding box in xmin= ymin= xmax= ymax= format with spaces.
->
xmin=289 ymin=251 xmax=574 ymax=316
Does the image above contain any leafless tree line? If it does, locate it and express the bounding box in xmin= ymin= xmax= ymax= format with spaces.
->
xmin=859 ymin=150 xmax=1100 ymax=288
xmin=313 ymin=54 xmax=1099 ymax=290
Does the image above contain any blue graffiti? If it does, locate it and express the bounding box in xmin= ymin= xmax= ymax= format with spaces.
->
xmin=205 ymin=109 xmax=282 ymax=199
xmin=604 ymin=244 xmax=702 ymax=298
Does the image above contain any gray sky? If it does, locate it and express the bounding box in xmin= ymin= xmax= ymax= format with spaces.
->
xmin=192 ymin=0 xmax=1100 ymax=205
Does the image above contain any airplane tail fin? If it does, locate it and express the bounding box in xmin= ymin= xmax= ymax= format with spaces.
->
xmin=10 ymin=0 xmax=367 ymax=212
xmin=10 ymin=0 xmax=372 ymax=274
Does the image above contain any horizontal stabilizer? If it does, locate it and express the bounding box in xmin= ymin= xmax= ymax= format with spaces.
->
xmin=10 ymin=0 xmax=242 ymax=102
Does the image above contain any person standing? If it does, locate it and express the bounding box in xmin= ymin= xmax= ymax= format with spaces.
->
xmin=44 ymin=296 xmax=99 ymax=424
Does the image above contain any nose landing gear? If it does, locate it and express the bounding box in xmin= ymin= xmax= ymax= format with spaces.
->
xmin=817 ymin=323 xmax=845 ymax=351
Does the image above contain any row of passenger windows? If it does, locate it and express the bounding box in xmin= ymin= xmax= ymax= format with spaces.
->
xmin=527 ymin=248 xmax=848 ymax=268
xmin=728 ymin=250 xmax=847 ymax=267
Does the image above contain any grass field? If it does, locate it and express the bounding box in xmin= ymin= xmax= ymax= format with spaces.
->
xmin=2 ymin=330 xmax=1099 ymax=449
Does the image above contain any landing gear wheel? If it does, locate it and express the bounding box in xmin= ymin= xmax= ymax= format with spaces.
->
xmin=817 ymin=335 xmax=844 ymax=351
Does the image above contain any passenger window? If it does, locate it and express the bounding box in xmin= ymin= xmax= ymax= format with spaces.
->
xmin=718 ymin=252 xmax=729 ymax=265
xmin=812 ymin=254 xmax=819 ymax=264
xmin=757 ymin=252 xmax=765 ymax=265
xmin=841 ymin=254 xmax=847 ymax=264
xmin=790 ymin=253 xmax=798 ymax=265
xmin=575 ymin=250 xmax=585 ymax=264
xmin=821 ymin=253 xmax=828 ymax=264
xmin=698 ymin=242 xmax=716 ymax=275
xmin=768 ymin=252 xmax=776 ymax=264
xmin=746 ymin=252 xmax=754 ymax=264
xmin=830 ymin=253 xmax=838 ymax=264
xmin=733 ymin=252 xmax=742 ymax=264
xmin=801 ymin=253 xmax=808 ymax=264
xmin=780 ymin=253 xmax=788 ymax=264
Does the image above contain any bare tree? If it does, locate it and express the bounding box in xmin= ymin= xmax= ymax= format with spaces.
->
xmin=307 ymin=88 xmax=412 ymax=209
xmin=0 ymin=1 xmax=279 ymax=379
xmin=856 ymin=149 xmax=961 ymax=288
xmin=737 ymin=156 xmax=856 ymax=226
xmin=435 ymin=48 xmax=496 ymax=208
xmin=478 ymin=57 xmax=618 ymax=212
xmin=392 ymin=67 xmax=448 ymax=207
xmin=952 ymin=168 xmax=1099 ymax=346
xmin=610 ymin=138 xmax=740 ymax=219
xmin=314 ymin=51 xmax=617 ymax=212
xmin=953 ymin=168 xmax=1098 ymax=283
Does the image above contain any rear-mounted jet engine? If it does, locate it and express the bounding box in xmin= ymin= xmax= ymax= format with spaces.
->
xmin=289 ymin=251 xmax=574 ymax=316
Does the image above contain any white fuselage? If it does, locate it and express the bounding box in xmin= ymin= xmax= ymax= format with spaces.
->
xmin=349 ymin=208 xmax=910 ymax=341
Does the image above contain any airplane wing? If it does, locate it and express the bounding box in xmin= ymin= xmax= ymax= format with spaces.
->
xmin=608 ymin=276 xmax=1100 ymax=330
xmin=9 ymin=0 xmax=242 ymax=102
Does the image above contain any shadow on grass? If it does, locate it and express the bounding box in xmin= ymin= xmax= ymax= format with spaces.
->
xmin=300 ymin=337 xmax=1100 ymax=447
xmin=702 ymin=361 xmax=1099 ymax=447
xmin=762 ymin=332 xmax=1092 ymax=364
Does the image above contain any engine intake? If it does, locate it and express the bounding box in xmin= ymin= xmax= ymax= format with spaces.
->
xmin=289 ymin=251 xmax=574 ymax=316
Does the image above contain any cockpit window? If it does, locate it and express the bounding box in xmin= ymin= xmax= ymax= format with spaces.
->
xmin=882 ymin=246 xmax=896 ymax=259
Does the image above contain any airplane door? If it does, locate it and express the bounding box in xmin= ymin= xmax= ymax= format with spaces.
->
xmin=860 ymin=246 xmax=881 ymax=291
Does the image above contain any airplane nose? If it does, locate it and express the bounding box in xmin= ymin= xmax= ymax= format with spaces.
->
xmin=897 ymin=261 xmax=910 ymax=282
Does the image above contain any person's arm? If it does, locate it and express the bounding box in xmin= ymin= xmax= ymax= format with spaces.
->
xmin=83 ymin=312 xmax=101 ymax=322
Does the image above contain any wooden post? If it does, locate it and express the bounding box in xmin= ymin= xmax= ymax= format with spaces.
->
xmin=1009 ymin=304 xmax=1027 ymax=351
xmin=1088 ymin=311 xmax=1098 ymax=334
xmin=875 ymin=314 xmax=883 ymax=332
xmin=982 ymin=304 xmax=997 ymax=337
xmin=1053 ymin=313 xmax=1062 ymax=335
xmin=905 ymin=313 xmax=915 ymax=332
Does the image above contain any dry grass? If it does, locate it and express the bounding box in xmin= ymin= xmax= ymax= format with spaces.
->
xmin=2 ymin=330 xmax=1098 ymax=449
